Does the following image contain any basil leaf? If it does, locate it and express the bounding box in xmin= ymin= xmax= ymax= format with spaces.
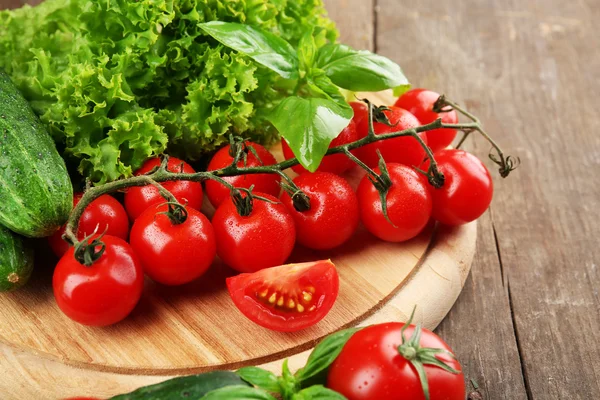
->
xmin=315 ymin=43 xmax=409 ymax=92
xmin=201 ymin=385 xmax=277 ymax=400
xmin=292 ymin=385 xmax=348 ymax=400
xmin=295 ymin=328 xmax=360 ymax=383
xmin=237 ymin=367 xmax=281 ymax=394
xmin=267 ymin=96 xmax=352 ymax=172
xmin=199 ymin=22 xmax=299 ymax=79
xmin=298 ymin=29 xmax=317 ymax=72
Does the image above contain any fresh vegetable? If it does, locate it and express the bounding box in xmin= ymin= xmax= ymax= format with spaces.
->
xmin=53 ymin=235 xmax=144 ymax=326
xmin=0 ymin=225 xmax=34 ymax=292
xmin=130 ymin=204 xmax=216 ymax=285
xmin=350 ymin=101 xmax=369 ymax=137
xmin=124 ymin=157 xmax=203 ymax=221
xmin=206 ymin=141 xmax=280 ymax=208
xmin=394 ymin=89 xmax=458 ymax=153
xmin=48 ymin=193 xmax=129 ymax=257
xmin=212 ymin=192 xmax=295 ymax=273
xmin=357 ymin=163 xmax=432 ymax=242
xmin=0 ymin=70 xmax=72 ymax=237
xmin=226 ymin=260 xmax=339 ymax=332
xmin=281 ymin=172 xmax=359 ymax=250
xmin=424 ymin=149 xmax=493 ymax=225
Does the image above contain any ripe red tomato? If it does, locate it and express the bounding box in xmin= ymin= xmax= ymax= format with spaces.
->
xmin=130 ymin=205 xmax=216 ymax=285
xmin=282 ymin=120 xmax=358 ymax=175
xmin=394 ymin=88 xmax=458 ymax=153
xmin=425 ymin=149 xmax=493 ymax=225
xmin=358 ymin=106 xmax=427 ymax=168
xmin=48 ymin=193 xmax=129 ymax=257
xmin=350 ymin=101 xmax=369 ymax=138
xmin=205 ymin=142 xmax=281 ymax=208
xmin=280 ymin=172 xmax=359 ymax=250
xmin=226 ymin=260 xmax=339 ymax=332
xmin=124 ymin=157 xmax=203 ymax=221
xmin=357 ymin=163 xmax=432 ymax=242
xmin=212 ymin=193 xmax=295 ymax=273
xmin=328 ymin=322 xmax=465 ymax=400
xmin=53 ymin=235 xmax=144 ymax=326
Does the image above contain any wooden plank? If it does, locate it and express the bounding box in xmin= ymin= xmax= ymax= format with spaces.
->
xmin=323 ymin=0 xmax=374 ymax=51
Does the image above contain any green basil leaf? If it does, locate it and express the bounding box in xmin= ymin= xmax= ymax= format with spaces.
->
xmin=267 ymin=96 xmax=352 ymax=172
xmin=237 ymin=367 xmax=281 ymax=394
xmin=201 ymin=385 xmax=277 ymax=400
xmin=315 ymin=43 xmax=409 ymax=92
xmin=199 ymin=21 xmax=299 ymax=79
xmin=292 ymin=385 xmax=348 ymax=400
xmin=295 ymin=328 xmax=360 ymax=383
xmin=298 ymin=29 xmax=317 ymax=72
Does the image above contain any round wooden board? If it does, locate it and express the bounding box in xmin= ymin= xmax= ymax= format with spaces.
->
xmin=0 ymin=91 xmax=477 ymax=399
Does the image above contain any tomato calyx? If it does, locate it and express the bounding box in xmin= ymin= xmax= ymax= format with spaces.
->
xmin=227 ymin=135 xmax=264 ymax=167
xmin=157 ymin=201 xmax=188 ymax=225
xmin=230 ymin=186 xmax=278 ymax=217
xmin=280 ymin=182 xmax=311 ymax=212
xmin=73 ymin=231 xmax=107 ymax=267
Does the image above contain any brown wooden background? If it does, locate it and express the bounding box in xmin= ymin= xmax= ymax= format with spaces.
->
xmin=2 ymin=0 xmax=600 ymax=399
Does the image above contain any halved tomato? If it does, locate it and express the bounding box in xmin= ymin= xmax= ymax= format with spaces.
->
xmin=226 ymin=260 xmax=339 ymax=332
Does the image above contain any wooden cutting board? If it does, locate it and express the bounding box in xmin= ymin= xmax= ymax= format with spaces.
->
xmin=0 ymin=91 xmax=476 ymax=399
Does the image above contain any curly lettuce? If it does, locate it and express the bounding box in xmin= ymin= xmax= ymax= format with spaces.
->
xmin=0 ymin=0 xmax=337 ymax=183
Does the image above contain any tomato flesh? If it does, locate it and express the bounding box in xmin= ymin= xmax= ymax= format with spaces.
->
xmin=226 ymin=260 xmax=339 ymax=332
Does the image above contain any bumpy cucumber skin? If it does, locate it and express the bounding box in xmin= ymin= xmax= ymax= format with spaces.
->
xmin=0 ymin=70 xmax=72 ymax=238
xmin=110 ymin=371 xmax=249 ymax=400
xmin=0 ymin=225 xmax=33 ymax=292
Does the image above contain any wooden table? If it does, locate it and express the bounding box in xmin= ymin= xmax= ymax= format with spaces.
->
xmin=2 ymin=0 xmax=599 ymax=399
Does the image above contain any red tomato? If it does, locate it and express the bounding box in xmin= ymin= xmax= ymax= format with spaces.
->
xmin=282 ymin=120 xmax=358 ymax=175
xmin=226 ymin=260 xmax=339 ymax=332
xmin=124 ymin=157 xmax=203 ymax=221
xmin=394 ymin=88 xmax=458 ymax=153
xmin=358 ymin=106 xmax=427 ymax=168
xmin=53 ymin=235 xmax=144 ymax=326
xmin=130 ymin=205 xmax=216 ymax=285
xmin=48 ymin=193 xmax=129 ymax=257
xmin=357 ymin=163 xmax=432 ymax=242
xmin=425 ymin=149 xmax=493 ymax=225
xmin=327 ymin=322 xmax=465 ymax=400
xmin=205 ymin=142 xmax=281 ymax=208
xmin=280 ymin=172 xmax=359 ymax=250
xmin=350 ymin=101 xmax=369 ymax=137
xmin=212 ymin=193 xmax=295 ymax=273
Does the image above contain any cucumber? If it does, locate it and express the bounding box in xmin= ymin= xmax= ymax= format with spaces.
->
xmin=0 ymin=225 xmax=33 ymax=292
xmin=109 ymin=371 xmax=250 ymax=400
xmin=0 ymin=69 xmax=72 ymax=238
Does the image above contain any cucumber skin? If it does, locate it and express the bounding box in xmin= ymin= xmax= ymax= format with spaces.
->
xmin=0 ymin=70 xmax=72 ymax=238
xmin=0 ymin=225 xmax=33 ymax=292
xmin=109 ymin=371 xmax=249 ymax=400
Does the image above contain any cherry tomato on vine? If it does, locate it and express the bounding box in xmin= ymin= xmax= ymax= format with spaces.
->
xmin=395 ymin=88 xmax=459 ymax=153
xmin=327 ymin=322 xmax=465 ymax=400
xmin=227 ymin=260 xmax=339 ymax=332
xmin=424 ymin=149 xmax=493 ymax=225
xmin=130 ymin=205 xmax=216 ymax=285
xmin=124 ymin=157 xmax=203 ymax=221
xmin=48 ymin=193 xmax=129 ymax=257
xmin=282 ymin=120 xmax=358 ymax=175
xmin=212 ymin=193 xmax=295 ymax=273
xmin=350 ymin=101 xmax=369 ymax=137
xmin=357 ymin=106 xmax=427 ymax=168
xmin=205 ymin=142 xmax=281 ymax=208
xmin=53 ymin=235 xmax=144 ymax=326
xmin=357 ymin=163 xmax=432 ymax=242
xmin=280 ymin=172 xmax=359 ymax=250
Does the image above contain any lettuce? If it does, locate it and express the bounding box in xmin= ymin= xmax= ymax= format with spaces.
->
xmin=0 ymin=0 xmax=337 ymax=183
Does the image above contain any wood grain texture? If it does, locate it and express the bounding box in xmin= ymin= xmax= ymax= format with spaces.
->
xmin=323 ymin=0 xmax=374 ymax=51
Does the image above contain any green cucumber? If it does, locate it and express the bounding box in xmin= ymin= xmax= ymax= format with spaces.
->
xmin=0 ymin=225 xmax=33 ymax=292
xmin=0 ymin=69 xmax=72 ymax=238
xmin=109 ymin=371 xmax=250 ymax=400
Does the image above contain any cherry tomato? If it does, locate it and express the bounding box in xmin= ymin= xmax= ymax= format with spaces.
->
xmin=53 ymin=235 xmax=144 ymax=326
xmin=327 ymin=322 xmax=465 ymax=400
xmin=424 ymin=149 xmax=493 ymax=225
xmin=48 ymin=193 xmax=129 ymax=257
xmin=212 ymin=193 xmax=295 ymax=273
xmin=205 ymin=142 xmax=281 ymax=208
xmin=280 ymin=172 xmax=359 ymax=250
xmin=124 ymin=157 xmax=203 ymax=221
xmin=357 ymin=163 xmax=432 ymax=242
xmin=130 ymin=205 xmax=216 ymax=285
xmin=394 ymin=88 xmax=458 ymax=153
xmin=350 ymin=101 xmax=369 ymax=137
xmin=226 ymin=260 xmax=339 ymax=332
xmin=358 ymin=106 xmax=427 ymax=168
xmin=282 ymin=120 xmax=358 ymax=175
